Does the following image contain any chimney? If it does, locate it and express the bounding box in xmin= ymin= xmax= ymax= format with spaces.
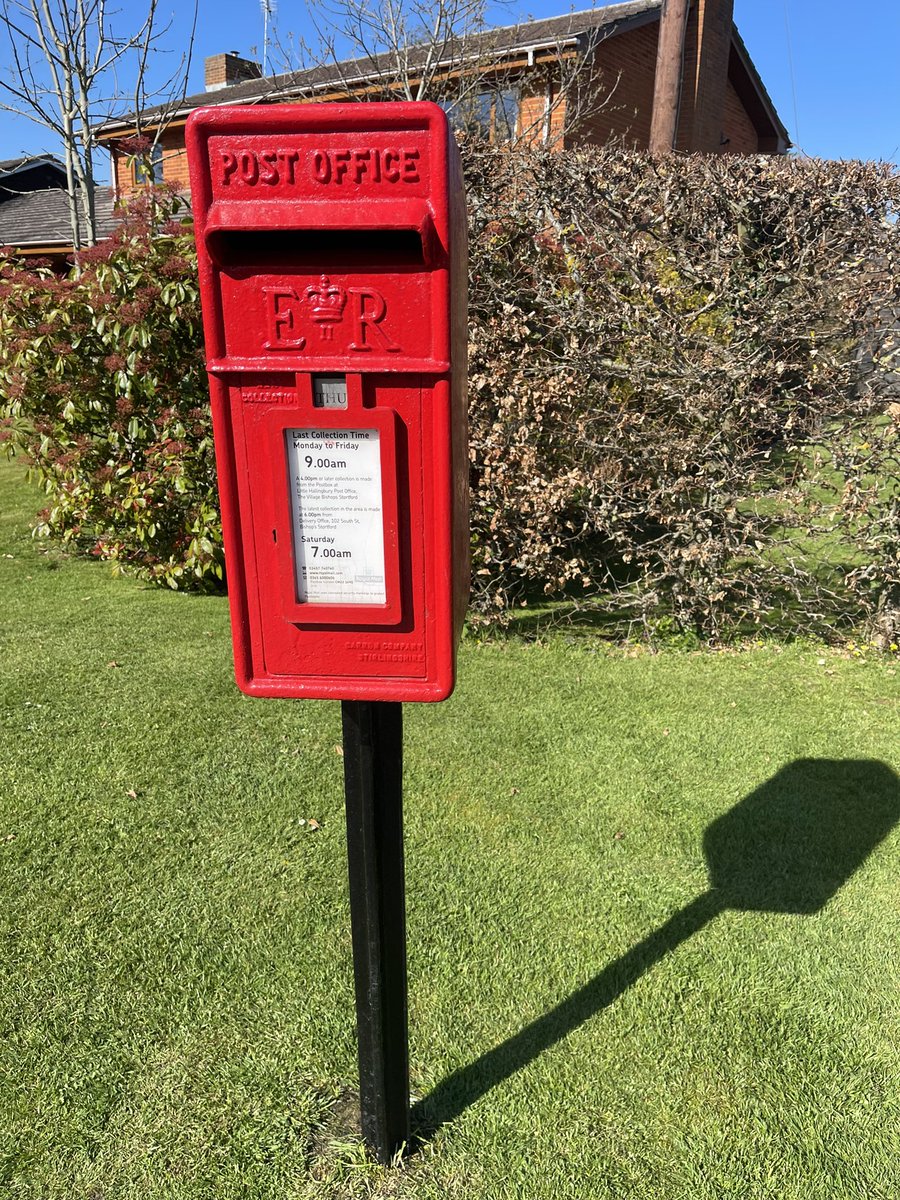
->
xmin=677 ymin=0 xmax=735 ymax=152
xmin=204 ymin=51 xmax=263 ymax=92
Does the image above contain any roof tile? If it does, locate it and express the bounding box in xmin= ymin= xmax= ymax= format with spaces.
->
xmin=0 ymin=187 xmax=119 ymax=250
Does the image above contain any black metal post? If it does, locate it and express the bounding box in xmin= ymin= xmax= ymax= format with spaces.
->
xmin=340 ymin=700 xmax=410 ymax=1163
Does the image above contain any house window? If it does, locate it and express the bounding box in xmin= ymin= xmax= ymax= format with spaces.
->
xmin=492 ymin=88 xmax=518 ymax=142
xmin=441 ymin=87 xmax=519 ymax=143
xmin=132 ymin=141 xmax=164 ymax=185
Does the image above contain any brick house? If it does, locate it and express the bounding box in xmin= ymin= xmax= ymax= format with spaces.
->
xmin=0 ymin=155 xmax=68 ymax=197
xmin=98 ymin=0 xmax=787 ymax=200
xmin=0 ymin=156 xmax=118 ymax=264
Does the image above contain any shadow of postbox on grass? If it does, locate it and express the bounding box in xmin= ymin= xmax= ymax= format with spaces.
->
xmin=412 ymin=758 xmax=900 ymax=1139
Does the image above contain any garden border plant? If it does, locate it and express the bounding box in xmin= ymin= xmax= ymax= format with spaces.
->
xmin=0 ymin=187 xmax=222 ymax=590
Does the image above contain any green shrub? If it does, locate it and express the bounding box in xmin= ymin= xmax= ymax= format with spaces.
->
xmin=0 ymin=188 xmax=222 ymax=589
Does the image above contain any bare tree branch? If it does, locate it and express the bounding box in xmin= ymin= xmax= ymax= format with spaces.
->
xmin=0 ymin=0 xmax=197 ymax=255
xmin=265 ymin=0 xmax=626 ymax=154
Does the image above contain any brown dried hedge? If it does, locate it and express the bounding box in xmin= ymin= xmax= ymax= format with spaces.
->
xmin=464 ymin=145 xmax=900 ymax=643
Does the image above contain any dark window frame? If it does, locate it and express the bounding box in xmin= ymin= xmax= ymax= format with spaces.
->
xmin=132 ymin=141 xmax=164 ymax=185
xmin=440 ymin=84 xmax=520 ymax=143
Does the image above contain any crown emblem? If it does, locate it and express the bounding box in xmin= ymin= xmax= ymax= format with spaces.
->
xmin=305 ymin=274 xmax=347 ymax=340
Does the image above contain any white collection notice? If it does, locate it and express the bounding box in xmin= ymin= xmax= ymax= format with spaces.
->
xmin=285 ymin=428 xmax=386 ymax=605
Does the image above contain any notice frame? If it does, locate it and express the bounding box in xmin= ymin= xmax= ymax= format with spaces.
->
xmin=266 ymin=402 xmax=403 ymax=627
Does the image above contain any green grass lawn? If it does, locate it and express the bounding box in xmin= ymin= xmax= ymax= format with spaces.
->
xmin=1 ymin=458 xmax=899 ymax=1200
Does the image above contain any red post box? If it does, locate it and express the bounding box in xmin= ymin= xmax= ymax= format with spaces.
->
xmin=186 ymin=103 xmax=468 ymax=701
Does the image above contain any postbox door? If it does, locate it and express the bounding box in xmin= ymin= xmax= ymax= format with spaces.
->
xmin=230 ymin=374 xmax=433 ymax=684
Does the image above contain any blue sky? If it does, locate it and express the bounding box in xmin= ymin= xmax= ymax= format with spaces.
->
xmin=0 ymin=0 xmax=898 ymax=174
